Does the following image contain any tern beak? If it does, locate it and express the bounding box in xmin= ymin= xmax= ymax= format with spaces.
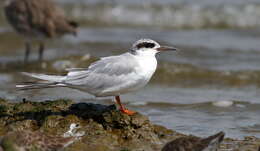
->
xmin=156 ymin=46 xmax=179 ymax=52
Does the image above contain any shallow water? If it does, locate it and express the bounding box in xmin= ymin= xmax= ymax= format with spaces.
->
xmin=0 ymin=0 xmax=260 ymax=139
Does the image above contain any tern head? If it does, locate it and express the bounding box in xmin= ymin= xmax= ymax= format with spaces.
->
xmin=131 ymin=39 xmax=178 ymax=56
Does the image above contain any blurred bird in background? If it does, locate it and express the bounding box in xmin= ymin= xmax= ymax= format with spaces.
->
xmin=162 ymin=131 xmax=225 ymax=151
xmin=4 ymin=0 xmax=78 ymax=63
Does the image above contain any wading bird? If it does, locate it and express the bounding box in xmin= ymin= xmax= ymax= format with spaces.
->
xmin=4 ymin=0 xmax=78 ymax=63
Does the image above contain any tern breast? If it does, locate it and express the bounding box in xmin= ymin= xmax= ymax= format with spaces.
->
xmin=133 ymin=55 xmax=157 ymax=88
xmin=136 ymin=56 xmax=157 ymax=79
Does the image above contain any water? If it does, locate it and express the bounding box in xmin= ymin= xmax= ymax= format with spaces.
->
xmin=0 ymin=0 xmax=260 ymax=139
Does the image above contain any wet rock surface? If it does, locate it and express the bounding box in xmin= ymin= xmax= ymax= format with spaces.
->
xmin=0 ymin=98 xmax=259 ymax=151
xmin=0 ymin=99 xmax=182 ymax=151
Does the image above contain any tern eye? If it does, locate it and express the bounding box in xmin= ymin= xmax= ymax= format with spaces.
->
xmin=145 ymin=43 xmax=156 ymax=48
xmin=136 ymin=42 xmax=155 ymax=49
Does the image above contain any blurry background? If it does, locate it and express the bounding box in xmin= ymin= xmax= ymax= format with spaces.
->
xmin=0 ymin=0 xmax=260 ymax=138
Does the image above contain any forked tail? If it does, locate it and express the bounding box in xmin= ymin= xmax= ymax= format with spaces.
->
xmin=16 ymin=72 xmax=66 ymax=90
xmin=16 ymin=81 xmax=66 ymax=90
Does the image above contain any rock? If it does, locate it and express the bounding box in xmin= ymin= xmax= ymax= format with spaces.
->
xmin=52 ymin=60 xmax=76 ymax=71
xmin=0 ymin=99 xmax=259 ymax=151
xmin=212 ymin=100 xmax=234 ymax=107
xmin=0 ymin=99 xmax=178 ymax=151
xmin=80 ymin=54 xmax=91 ymax=61
xmin=0 ymin=128 xmax=82 ymax=151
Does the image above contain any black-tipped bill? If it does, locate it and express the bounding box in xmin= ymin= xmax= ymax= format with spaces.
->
xmin=156 ymin=46 xmax=178 ymax=52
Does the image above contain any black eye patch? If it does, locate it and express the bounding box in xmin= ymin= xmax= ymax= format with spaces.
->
xmin=136 ymin=42 xmax=155 ymax=49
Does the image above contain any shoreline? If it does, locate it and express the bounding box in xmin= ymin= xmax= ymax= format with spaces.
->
xmin=0 ymin=98 xmax=259 ymax=151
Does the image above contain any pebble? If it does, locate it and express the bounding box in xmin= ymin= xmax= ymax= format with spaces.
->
xmin=52 ymin=60 xmax=75 ymax=71
xmin=212 ymin=100 xmax=234 ymax=107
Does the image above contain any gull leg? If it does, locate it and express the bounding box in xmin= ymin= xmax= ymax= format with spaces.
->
xmin=38 ymin=42 xmax=44 ymax=62
xmin=24 ymin=42 xmax=31 ymax=64
xmin=115 ymin=96 xmax=135 ymax=115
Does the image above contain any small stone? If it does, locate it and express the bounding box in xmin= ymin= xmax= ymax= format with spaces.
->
xmin=212 ymin=100 xmax=234 ymax=107
xmin=52 ymin=60 xmax=75 ymax=71
xmin=131 ymin=113 xmax=149 ymax=128
xmin=41 ymin=62 xmax=47 ymax=69
xmin=81 ymin=54 xmax=91 ymax=61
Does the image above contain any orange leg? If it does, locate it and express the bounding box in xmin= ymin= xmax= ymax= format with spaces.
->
xmin=115 ymin=96 xmax=136 ymax=115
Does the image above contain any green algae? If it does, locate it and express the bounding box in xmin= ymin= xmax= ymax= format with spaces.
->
xmin=1 ymin=138 xmax=17 ymax=151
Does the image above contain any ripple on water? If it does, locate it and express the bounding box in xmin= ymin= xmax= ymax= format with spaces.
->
xmin=134 ymin=100 xmax=260 ymax=138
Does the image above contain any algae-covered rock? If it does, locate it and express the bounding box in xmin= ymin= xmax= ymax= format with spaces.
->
xmin=0 ymin=99 xmax=178 ymax=151
xmin=0 ymin=129 xmax=82 ymax=151
xmin=0 ymin=99 xmax=259 ymax=151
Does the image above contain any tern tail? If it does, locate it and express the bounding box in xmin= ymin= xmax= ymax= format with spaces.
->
xmin=21 ymin=72 xmax=65 ymax=82
xmin=16 ymin=81 xmax=66 ymax=90
xmin=16 ymin=72 xmax=67 ymax=90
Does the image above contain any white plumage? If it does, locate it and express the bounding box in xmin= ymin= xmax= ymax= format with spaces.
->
xmin=17 ymin=39 xmax=177 ymax=115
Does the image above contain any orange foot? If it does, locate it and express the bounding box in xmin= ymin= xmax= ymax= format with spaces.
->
xmin=120 ymin=108 xmax=136 ymax=115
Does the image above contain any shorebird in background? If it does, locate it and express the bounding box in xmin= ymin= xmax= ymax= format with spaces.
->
xmin=17 ymin=39 xmax=178 ymax=115
xmin=4 ymin=0 xmax=78 ymax=63
xmin=162 ymin=131 xmax=225 ymax=151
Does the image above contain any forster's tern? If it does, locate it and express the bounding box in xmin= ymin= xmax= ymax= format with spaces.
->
xmin=4 ymin=0 xmax=78 ymax=63
xmin=17 ymin=39 xmax=177 ymax=115
xmin=162 ymin=131 xmax=225 ymax=151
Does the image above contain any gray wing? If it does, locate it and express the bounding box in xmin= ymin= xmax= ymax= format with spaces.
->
xmin=63 ymin=53 xmax=139 ymax=92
